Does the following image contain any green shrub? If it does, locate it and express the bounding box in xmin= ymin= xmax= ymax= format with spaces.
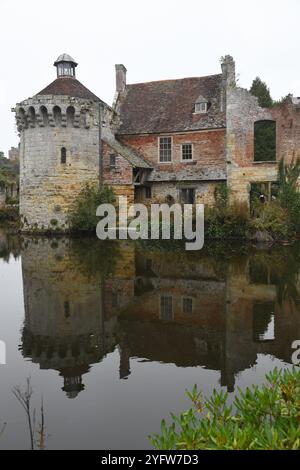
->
xmin=251 ymin=202 xmax=290 ymax=239
xmin=278 ymin=158 xmax=300 ymax=232
xmin=0 ymin=206 xmax=19 ymax=223
xmin=150 ymin=368 xmax=300 ymax=450
xmin=205 ymin=202 xmax=251 ymax=239
xmin=69 ymin=183 xmax=115 ymax=233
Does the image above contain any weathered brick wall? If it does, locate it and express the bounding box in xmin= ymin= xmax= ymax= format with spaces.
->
xmin=102 ymin=141 xmax=133 ymax=185
xmin=119 ymin=130 xmax=226 ymax=175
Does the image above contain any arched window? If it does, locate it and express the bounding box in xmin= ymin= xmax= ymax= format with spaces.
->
xmin=40 ymin=106 xmax=48 ymax=126
xmin=66 ymin=106 xmax=75 ymax=126
xmin=254 ymin=120 xmax=276 ymax=162
xmin=27 ymin=106 xmax=36 ymax=127
xmin=53 ymin=106 xmax=62 ymax=126
xmin=61 ymin=147 xmax=67 ymax=164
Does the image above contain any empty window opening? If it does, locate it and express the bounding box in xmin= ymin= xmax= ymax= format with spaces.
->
xmin=181 ymin=188 xmax=196 ymax=204
xmin=145 ymin=186 xmax=152 ymax=199
xmin=66 ymin=106 xmax=75 ymax=126
xmin=61 ymin=147 xmax=67 ymax=164
xmin=109 ymin=154 xmax=116 ymax=168
xmin=254 ymin=120 xmax=276 ymax=162
xmin=160 ymin=295 xmax=173 ymax=321
xmin=182 ymin=297 xmax=193 ymax=314
xmin=40 ymin=106 xmax=48 ymax=126
xmin=182 ymin=144 xmax=193 ymax=161
xmin=159 ymin=137 xmax=172 ymax=162
xmin=27 ymin=107 xmax=36 ymax=126
xmin=64 ymin=301 xmax=70 ymax=318
xmin=53 ymin=106 xmax=62 ymax=126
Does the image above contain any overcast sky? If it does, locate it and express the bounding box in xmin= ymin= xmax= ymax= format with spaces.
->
xmin=1 ymin=0 xmax=299 ymax=156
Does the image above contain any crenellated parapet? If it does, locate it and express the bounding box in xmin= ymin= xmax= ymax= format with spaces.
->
xmin=13 ymin=95 xmax=100 ymax=133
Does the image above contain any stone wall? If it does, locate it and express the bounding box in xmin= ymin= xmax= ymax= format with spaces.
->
xmin=226 ymin=83 xmax=300 ymax=204
xmin=135 ymin=180 xmax=221 ymax=206
xmin=15 ymin=96 xmax=103 ymax=231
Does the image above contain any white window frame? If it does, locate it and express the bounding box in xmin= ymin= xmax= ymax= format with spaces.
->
xmin=158 ymin=136 xmax=173 ymax=164
xmin=181 ymin=143 xmax=193 ymax=162
xmin=194 ymin=102 xmax=207 ymax=114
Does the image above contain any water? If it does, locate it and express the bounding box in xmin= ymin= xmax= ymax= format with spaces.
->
xmin=0 ymin=229 xmax=299 ymax=449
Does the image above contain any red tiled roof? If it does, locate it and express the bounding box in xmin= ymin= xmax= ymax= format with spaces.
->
xmin=36 ymin=77 xmax=100 ymax=101
xmin=116 ymin=74 xmax=226 ymax=135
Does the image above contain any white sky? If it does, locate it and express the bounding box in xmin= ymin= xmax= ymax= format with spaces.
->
xmin=1 ymin=0 xmax=300 ymax=156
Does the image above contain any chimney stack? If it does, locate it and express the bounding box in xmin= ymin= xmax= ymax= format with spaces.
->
xmin=221 ymin=55 xmax=236 ymax=88
xmin=115 ymin=64 xmax=127 ymax=93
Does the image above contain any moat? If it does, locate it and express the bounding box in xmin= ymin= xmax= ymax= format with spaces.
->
xmin=0 ymin=229 xmax=299 ymax=449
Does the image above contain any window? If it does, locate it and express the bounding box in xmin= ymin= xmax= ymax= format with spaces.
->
xmin=182 ymin=297 xmax=193 ymax=314
xmin=182 ymin=143 xmax=193 ymax=161
xmin=180 ymin=188 xmax=195 ymax=204
xmin=195 ymin=102 xmax=207 ymax=114
xmin=160 ymin=295 xmax=173 ymax=321
xmin=145 ymin=186 xmax=152 ymax=199
xmin=159 ymin=137 xmax=172 ymax=162
xmin=254 ymin=120 xmax=276 ymax=162
xmin=64 ymin=301 xmax=70 ymax=318
xmin=253 ymin=302 xmax=275 ymax=342
xmin=109 ymin=154 xmax=116 ymax=168
xmin=61 ymin=147 xmax=67 ymax=164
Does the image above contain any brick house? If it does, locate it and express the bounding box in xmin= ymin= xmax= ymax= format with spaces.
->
xmin=13 ymin=54 xmax=300 ymax=231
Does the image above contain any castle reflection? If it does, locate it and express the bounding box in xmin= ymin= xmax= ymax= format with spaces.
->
xmin=8 ymin=234 xmax=300 ymax=397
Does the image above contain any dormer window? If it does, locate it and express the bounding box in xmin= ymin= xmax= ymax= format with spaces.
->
xmin=194 ymin=95 xmax=208 ymax=114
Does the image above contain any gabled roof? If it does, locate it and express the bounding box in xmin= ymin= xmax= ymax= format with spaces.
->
xmin=36 ymin=77 xmax=100 ymax=102
xmin=116 ymin=74 xmax=225 ymax=135
xmin=103 ymin=136 xmax=152 ymax=169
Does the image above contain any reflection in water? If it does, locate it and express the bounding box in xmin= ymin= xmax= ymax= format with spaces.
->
xmin=1 ymin=232 xmax=299 ymax=397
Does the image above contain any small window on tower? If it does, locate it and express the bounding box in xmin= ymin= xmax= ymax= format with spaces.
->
xmin=109 ymin=154 xmax=116 ymax=169
xmin=61 ymin=147 xmax=66 ymax=164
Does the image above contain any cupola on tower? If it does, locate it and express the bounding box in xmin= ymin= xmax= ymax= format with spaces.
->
xmin=13 ymin=54 xmax=110 ymax=232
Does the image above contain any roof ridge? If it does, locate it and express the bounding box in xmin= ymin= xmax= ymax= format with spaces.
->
xmin=126 ymin=73 xmax=222 ymax=87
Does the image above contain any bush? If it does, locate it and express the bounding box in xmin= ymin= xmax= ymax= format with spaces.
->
xmin=205 ymin=202 xmax=251 ymax=239
xmin=0 ymin=206 xmax=19 ymax=223
xmin=150 ymin=368 xmax=300 ymax=450
xmin=251 ymin=202 xmax=290 ymax=240
xmin=69 ymin=183 xmax=115 ymax=233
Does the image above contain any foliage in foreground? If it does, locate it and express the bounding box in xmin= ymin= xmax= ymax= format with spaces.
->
xmin=150 ymin=368 xmax=300 ymax=450
xmin=69 ymin=183 xmax=115 ymax=232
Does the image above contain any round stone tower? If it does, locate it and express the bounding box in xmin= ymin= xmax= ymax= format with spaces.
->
xmin=13 ymin=54 xmax=102 ymax=231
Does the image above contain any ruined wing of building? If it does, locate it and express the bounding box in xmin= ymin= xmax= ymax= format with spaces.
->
xmin=12 ymin=54 xmax=300 ymax=231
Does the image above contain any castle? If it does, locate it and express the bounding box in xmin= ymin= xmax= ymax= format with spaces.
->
xmin=13 ymin=54 xmax=300 ymax=231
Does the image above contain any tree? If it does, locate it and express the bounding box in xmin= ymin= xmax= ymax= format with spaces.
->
xmin=250 ymin=77 xmax=273 ymax=108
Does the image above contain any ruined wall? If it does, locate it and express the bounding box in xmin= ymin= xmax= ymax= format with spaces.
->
xmin=15 ymin=96 xmax=102 ymax=231
xmin=226 ymin=86 xmax=300 ymax=204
